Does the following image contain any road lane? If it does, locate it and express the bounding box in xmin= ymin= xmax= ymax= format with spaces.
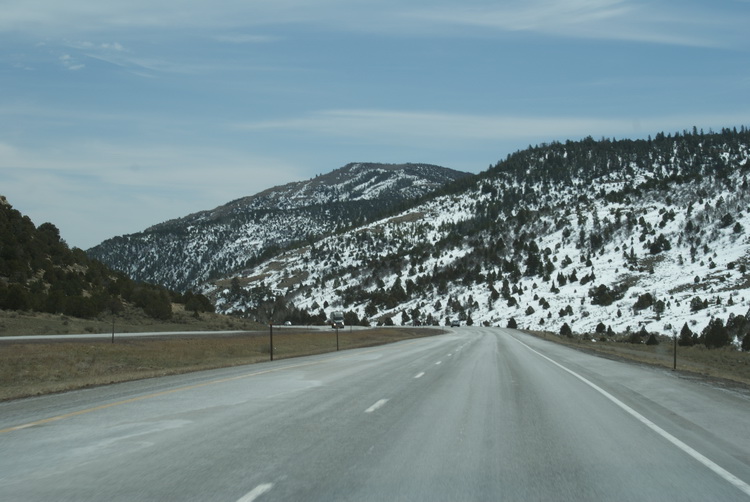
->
xmin=1 ymin=328 xmax=749 ymax=501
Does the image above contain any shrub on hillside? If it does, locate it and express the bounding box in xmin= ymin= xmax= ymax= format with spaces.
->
xmin=648 ymin=234 xmax=671 ymax=254
xmin=690 ymin=296 xmax=707 ymax=312
xmin=133 ymin=287 xmax=173 ymax=321
xmin=560 ymin=323 xmax=572 ymax=337
xmin=589 ymin=284 xmax=615 ymax=306
xmin=628 ymin=326 xmax=648 ymax=344
xmin=633 ymin=293 xmax=654 ymax=311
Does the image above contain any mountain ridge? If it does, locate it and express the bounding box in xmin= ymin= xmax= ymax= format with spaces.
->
xmin=5 ymin=127 xmax=750 ymax=350
xmin=202 ymin=127 xmax=750 ymax=347
xmin=88 ymin=162 xmax=472 ymax=291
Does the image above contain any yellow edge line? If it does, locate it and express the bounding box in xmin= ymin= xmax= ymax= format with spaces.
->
xmin=0 ymin=341 xmax=420 ymax=435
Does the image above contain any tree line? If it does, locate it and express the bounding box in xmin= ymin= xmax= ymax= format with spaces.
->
xmin=0 ymin=197 xmax=212 ymax=321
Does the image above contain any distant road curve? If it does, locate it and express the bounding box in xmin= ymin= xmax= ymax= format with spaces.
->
xmin=0 ymin=324 xmax=370 ymax=342
xmin=0 ymin=330 xmax=250 ymax=342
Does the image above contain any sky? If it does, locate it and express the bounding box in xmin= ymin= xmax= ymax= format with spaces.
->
xmin=1 ymin=0 xmax=749 ymax=250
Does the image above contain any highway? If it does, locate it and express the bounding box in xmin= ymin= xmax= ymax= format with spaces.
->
xmin=0 ymin=325 xmax=322 ymax=342
xmin=1 ymin=327 xmax=749 ymax=501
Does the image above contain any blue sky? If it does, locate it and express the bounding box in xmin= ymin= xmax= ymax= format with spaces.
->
xmin=1 ymin=0 xmax=748 ymax=250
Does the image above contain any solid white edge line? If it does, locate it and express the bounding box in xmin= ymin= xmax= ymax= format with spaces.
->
xmin=514 ymin=338 xmax=750 ymax=497
xmin=236 ymin=483 xmax=274 ymax=502
xmin=365 ymin=399 xmax=389 ymax=413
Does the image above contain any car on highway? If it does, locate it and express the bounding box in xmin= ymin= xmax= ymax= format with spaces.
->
xmin=451 ymin=319 xmax=460 ymax=327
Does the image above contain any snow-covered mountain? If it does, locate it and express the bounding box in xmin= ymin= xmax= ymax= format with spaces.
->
xmin=87 ymin=163 xmax=471 ymax=291
xmin=205 ymin=128 xmax=750 ymax=343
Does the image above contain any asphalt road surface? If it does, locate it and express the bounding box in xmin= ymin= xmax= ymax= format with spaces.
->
xmin=1 ymin=327 xmax=749 ymax=501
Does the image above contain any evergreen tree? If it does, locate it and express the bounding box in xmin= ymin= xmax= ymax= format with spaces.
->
xmin=401 ymin=311 xmax=410 ymax=325
xmin=390 ymin=278 xmax=408 ymax=302
xmin=702 ymin=318 xmax=730 ymax=349
xmin=560 ymin=323 xmax=572 ymax=337
xmin=590 ymin=284 xmax=615 ymax=306
xmin=344 ymin=310 xmax=360 ymax=326
xmin=678 ymin=323 xmax=695 ymax=346
xmin=690 ymin=296 xmax=706 ymax=312
xmin=633 ymin=293 xmax=654 ymax=311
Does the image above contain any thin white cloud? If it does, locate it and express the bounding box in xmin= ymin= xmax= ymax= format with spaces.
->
xmin=100 ymin=42 xmax=124 ymax=51
xmin=59 ymin=53 xmax=85 ymax=70
xmin=1 ymin=0 xmax=743 ymax=50
xmin=240 ymin=108 xmax=750 ymax=146
xmin=403 ymin=0 xmax=746 ymax=48
xmin=58 ymin=38 xmax=281 ymax=76
xmin=0 ymin=0 xmax=324 ymax=35
xmin=1 ymin=139 xmax=297 ymax=188
xmin=214 ymin=34 xmax=281 ymax=44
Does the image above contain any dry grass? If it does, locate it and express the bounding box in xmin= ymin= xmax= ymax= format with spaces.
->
xmin=530 ymin=331 xmax=750 ymax=387
xmin=0 ymin=305 xmax=263 ymax=337
xmin=0 ymin=327 xmax=443 ymax=401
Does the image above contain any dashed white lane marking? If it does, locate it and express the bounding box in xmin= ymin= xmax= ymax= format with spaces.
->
xmin=515 ymin=338 xmax=750 ymax=498
xmin=435 ymin=361 xmax=442 ymax=365
xmin=365 ymin=399 xmax=389 ymax=413
xmin=237 ymin=483 xmax=274 ymax=502
xmin=414 ymin=372 xmax=425 ymax=379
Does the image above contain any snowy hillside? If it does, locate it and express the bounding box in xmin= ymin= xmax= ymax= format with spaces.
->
xmin=205 ymin=128 xmax=750 ymax=342
xmin=87 ymin=163 xmax=470 ymax=291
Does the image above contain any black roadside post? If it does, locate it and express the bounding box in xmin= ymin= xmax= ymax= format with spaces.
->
xmin=673 ymin=333 xmax=677 ymax=370
xmin=111 ymin=315 xmax=115 ymax=344
xmin=270 ymin=322 xmax=274 ymax=361
xmin=336 ymin=326 xmax=339 ymax=351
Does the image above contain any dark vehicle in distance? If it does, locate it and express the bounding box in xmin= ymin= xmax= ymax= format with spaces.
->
xmin=331 ymin=310 xmax=345 ymax=329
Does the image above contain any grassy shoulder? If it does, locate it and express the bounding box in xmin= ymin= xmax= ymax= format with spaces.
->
xmin=0 ymin=316 xmax=444 ymax=401
xmin=528 ymin=330 xmax=750 ymax=388
xmin=0 ymin=304 xmax=264 ymax=337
